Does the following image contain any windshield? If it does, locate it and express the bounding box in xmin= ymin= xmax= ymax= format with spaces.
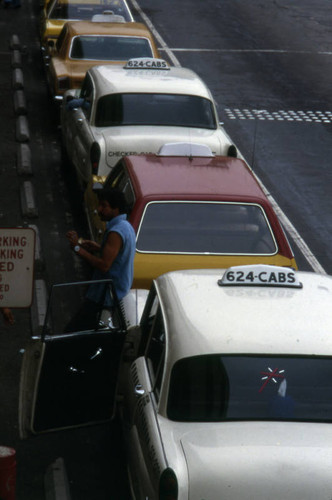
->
xmin=48 ymin=0 xmax=132 ymax=20
xmin=168 ymin=354 xmax=332 ymax=423
xmin=70 ymin=36 xmax=153 ymax=60
xmin=136 ymin=202 xmax=277 ymax=254
xmin=95 ymin=93 xmax=217 ymax=128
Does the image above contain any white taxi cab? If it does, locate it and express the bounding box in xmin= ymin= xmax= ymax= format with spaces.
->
xmin=60 ymin=57 xmax=238 ymax=186
xmin=19 ymin=265 xmax=332 ymax=499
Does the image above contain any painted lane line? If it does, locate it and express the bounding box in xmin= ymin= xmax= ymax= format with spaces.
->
xmin=224 ymin=109 xmax=332 ymax=123
xmin=130 ymin=0 xmax=181 ymax=67
xmin=159 ymin=48 xmax=332 ymax=56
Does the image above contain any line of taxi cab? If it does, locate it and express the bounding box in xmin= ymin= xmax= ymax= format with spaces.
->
xmin=19 ymin=264 xmax=332 ymax=499
xmin=60 ymin=58 xmax=238 ymax=186
xmin=40 ymin=0 xmax=133 ymax=50
xmin=46 ymin=21 xmax=161 ymax=100
xmin=84 ymin=142 xmax=297 ymax=289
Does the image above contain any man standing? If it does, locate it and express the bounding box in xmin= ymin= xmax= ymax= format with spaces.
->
xmin=66 ymin=188 xmax=136 ymax=331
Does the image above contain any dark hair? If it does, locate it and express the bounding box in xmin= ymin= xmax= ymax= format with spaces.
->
xmin=96 ymin=188 xmax=127 ymax=213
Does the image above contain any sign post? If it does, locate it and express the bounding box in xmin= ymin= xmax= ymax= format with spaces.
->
xmin=0 ymin=227 xmax=36 ymax=308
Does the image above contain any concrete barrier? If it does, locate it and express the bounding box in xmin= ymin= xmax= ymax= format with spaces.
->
xmin=20 ymin=180 xmax=38 ymax=218
xmin=14 ymin=90 xmax=27 ymax=115
xmin=16 ymin=115 xmax=30 ymax=142
xmin=16 ymin=143 xmax=32 ymax=176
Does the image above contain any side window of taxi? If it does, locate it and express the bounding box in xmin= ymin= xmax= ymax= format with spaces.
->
xmin=79 ymin=74 xmax=93 ymax=120
xmin=104 ymin=160 xmax=135 ymax=214
xmin=56 ymin=25 xmax=66 ymax=53
xmin=139 ymin=288 xmax=165 ymax=401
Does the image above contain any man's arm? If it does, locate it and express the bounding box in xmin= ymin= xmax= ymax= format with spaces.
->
xmin=75 ymin=232 xmax=123 ymax=273
xmin=66 ymin=230 xmax=100 ymax=253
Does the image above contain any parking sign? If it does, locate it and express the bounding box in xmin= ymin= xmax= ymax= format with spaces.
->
xmin=0 ymin=227 xmax=35 ymax=308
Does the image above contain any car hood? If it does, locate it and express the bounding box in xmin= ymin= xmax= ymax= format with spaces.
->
xmin=101 ymin=125 xmax=228 ymax=170
xmin=179 ymin=421 xmax=332 ymax=499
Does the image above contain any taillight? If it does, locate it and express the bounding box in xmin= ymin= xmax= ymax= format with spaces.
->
xmin=90 ymin=143 xmax=101 ymax=176
xmin=159 ymin=468 xmax=178 ymax=500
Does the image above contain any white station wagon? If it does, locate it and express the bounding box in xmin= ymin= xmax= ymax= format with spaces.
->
xmin=60 ymin=57 xmax=237 ymax=186
xmin=19 ymin=265 xmax=332 ymax=499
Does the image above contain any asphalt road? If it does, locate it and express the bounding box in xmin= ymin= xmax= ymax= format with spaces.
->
xmin=143 ymin=0 xmax=332 ymax=274
xmin=0 ymin=0 xmax=331 ymax=499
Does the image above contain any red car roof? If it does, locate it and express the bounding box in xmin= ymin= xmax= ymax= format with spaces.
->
xmin=124 ymin=155 xmax=267 ymax=203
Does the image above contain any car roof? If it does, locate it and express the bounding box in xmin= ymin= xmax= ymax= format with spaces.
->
xmin=63 ymin=21 xmax=156 ymax=37
xmin=88 ymin=63 xmax=213 ymax=99
xmin=123 ymin=155 xmax=268 ymax=203
xmin=154 ymin=267 xmax=332 ymax=362
xmin=50 ymin=0 xmax=126 ymax=5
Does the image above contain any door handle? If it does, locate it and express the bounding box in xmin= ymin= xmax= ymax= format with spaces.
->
xmin=134 ymin=384 xmax=145 ymax=397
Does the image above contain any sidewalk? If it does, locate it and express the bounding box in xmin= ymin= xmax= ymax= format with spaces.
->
xmin=0 ymin=3 xmax=71 ymax=498
xmin=0 ymin=3 xmax=129 ymax=497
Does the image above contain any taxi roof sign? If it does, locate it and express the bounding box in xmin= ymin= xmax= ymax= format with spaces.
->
xmin=218 ymin=264 xmax=302 ymax=288
xmin=124 ymin=58 xmax=170 ymax=70
xmin=158 ymin=142 xmax=215 ymax=157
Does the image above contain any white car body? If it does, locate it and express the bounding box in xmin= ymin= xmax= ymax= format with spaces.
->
xmin=120 ymin=266 xmax=332 ymax=499
xmin=60 ymin=58 xmax=237 ymax=185
xmin=19 ymin=264 xmax=332 ymax=499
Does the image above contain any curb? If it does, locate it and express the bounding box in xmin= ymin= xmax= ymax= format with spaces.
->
xmin=10 ymin=34 xmax=48 ymax=340
xmin=10 ymin=34 xmax=64 ymax=500
xmin=30 ymin=279 xmax=48 ymax=337
xmin=44 ymin=458 xmax=72 ymax=500
xmin=20 ymin=180 xmax=38 ymax=218
xmin=17 ymin=143 xmax=32 ymax=176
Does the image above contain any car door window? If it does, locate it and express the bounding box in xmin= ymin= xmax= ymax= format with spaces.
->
xmin=145 ymin=305 xmax=165 ymax=401
xmin=79 ymin=74 xmax=93 ymax=120
xmin=104 ymin=162 xmax=135 ymax=213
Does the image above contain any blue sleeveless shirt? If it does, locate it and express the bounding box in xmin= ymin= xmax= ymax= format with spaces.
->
xmin=86 ymin=214 xmax=136 ymax=307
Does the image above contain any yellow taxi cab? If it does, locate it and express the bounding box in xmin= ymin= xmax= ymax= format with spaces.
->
xmin=84 ymin=143 xmax=298 ymax=289
xmin=46 ymin=20 xmax=160 ymax=100
xmin=40 ymin=0 xmax=133 ymax=50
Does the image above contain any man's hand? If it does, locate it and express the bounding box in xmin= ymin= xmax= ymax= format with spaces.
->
xmin=66 ymin=230 xmax=79 ymax=249
xmin=1 ymin=308 xmax=14 ymax=325
xmin=81 ymin=240 xmax=100 ymax=253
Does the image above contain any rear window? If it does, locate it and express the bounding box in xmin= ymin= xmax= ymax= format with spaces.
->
xmin=168 ymin=355 xmax=332 ymax=423
xmin=95 ymin=93 xmax=216 ymax=128
xmin=136 ymin=202 xmax=277 ymax=255
xmin=70 ymin=36 xmax=153 ymax=61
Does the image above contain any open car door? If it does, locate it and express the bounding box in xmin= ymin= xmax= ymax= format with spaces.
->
xmin=19 ymin=279 xmax=127 ymax=438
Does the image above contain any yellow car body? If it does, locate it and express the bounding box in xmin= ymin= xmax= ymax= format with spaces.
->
xmin=40 ymin=0 xmax=133 ymax=49
xmin=46 ymin=21 xmax=161 ymax=99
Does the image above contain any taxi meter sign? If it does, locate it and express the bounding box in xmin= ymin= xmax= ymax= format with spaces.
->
xmin=218 ymin=264 xmax=302 ymax=288
xmin=124 ymin=58 xmax=169 ymax=70
xmin=0 ymin=228 xmax=35 ymax=307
